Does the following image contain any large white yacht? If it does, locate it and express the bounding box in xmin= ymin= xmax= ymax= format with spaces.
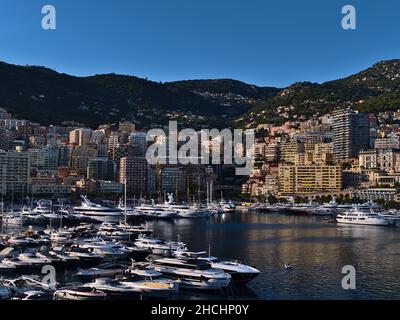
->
xmin=175 ymin=250 xmax=260 ymax=284
xmin=336 ymin=206 xmax=394 ymax=226
xmin=159 ymin=194 xmax=211 ymax=218
xmin=153 ymin=257 xmax=231 ymax=290
xmin=135 ymin=201 xmax=178 ymax=219
xmin=73 ymin=196 xmax=122 ymax=217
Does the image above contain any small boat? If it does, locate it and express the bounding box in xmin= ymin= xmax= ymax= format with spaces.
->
xmin=48 ymin=248 xmax=80 ymax=269
xmin=284 ymin=264 xmax=294 ymax=270
xmin=66 ymin=246 xmax=104 ymax=266
xmin=76 ymin=263 xmax=128 ymax=280
xmin=6 ymin=236 xmax=41 ymax=247
xmin=82 ymin=278 xmax=141 ymax=299
xmin=49 ymin=229 xmax=74 ymax=243
xmin=17 ymin=252 xmax=52 ymax=268
xmin=120 ymin=245 xmax=151 ymax=261
xmin=122 ymin=263 xmax=179 ymax=299
xmin=219 ymin=200 xmax=236 ymax=212
xmin=2 ymin=275 xmax=56 ymax=297
xmin=79 ymin=241 xmax=129 ymax=260
xmin=53 ymin=286 xmax=107 ymax=300
xmin=0 ymin=257 xmax=33 ymax=271
xmin=120 ymin=277 xmax=178 ymax=299
xmin=116 ymin=222 xmax=153 ymax=236
xmin=11 ymin=290 xmax=48 ymax=300
xmin=134 ymin=235 xmax=187 ymax=255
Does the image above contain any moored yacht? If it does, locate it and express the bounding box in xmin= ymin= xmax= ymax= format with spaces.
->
xmin=175 ymin=251 xmax=260 ymax=284
xmin=82 ymin=278 xmax=141 ymax=299
xmin=336 ymin=206 xmax=394 ymax=226
xmin=135 ymin=201 xmax=178 ymax=219
xmin=76 ymin=263 xmax=128 ymax=280
xmin=160 ymin=194 xmax=211 ymax=218
xmin=73 ymin=196 xmax=122 ymax=217
xmin=53 ymin=286 xmax=107 ymax=300
xmin=134 ymin=235 xmax=187 ymax=255
xmin=153 ymin=257 xmax=231 ymax=290
xmin=219 ymin=200 xmax=236 ymax=212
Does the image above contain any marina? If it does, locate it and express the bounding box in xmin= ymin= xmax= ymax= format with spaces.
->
xmin=1 ymin=196 xmax=400 ymax=299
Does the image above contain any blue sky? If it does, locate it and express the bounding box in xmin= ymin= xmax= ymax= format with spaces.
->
xmin=0 ymin=0 xmax=399 ymax=87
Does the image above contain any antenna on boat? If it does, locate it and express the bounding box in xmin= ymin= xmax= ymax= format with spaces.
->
xmin=208 ymin=243 xmax=211 ymax=256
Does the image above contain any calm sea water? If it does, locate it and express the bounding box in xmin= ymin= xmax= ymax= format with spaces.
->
xmin=146 ymin=211 xmax=400 ymax=300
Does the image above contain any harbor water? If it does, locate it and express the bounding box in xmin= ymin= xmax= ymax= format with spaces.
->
xmin=146 ymin=211 xmax=400 ymax=300
xmin=2 ymin=210 xmax=400 ymax=300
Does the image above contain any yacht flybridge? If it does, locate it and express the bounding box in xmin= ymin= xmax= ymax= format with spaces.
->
xmin=73 ymin=196 xmax=122 ymax=217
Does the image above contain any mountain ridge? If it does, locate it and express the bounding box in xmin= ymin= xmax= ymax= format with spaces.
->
xmin=0 ymin=60 xmax=277 ymax=128
xmin=2 ymin=59 xmax=400 ymax=129
xmin=240 ymin=59 xmax=400 ymax=127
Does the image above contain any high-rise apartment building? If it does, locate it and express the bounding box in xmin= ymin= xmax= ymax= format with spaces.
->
xmin=69 ymin=128 xmax=92 ymax=146
xmin=0 ymin=151 xmax=30 ymax=195
xmin=119 ymin=157 xmax=148 ymax=194
xmin=129 ymin=131 xmax=148 ymax=157
xmin=71 ymin=145 xmax=98 ymax=175
xmin=332 ymin=108 xmax=369 ymax=162
xmin=87 ymin=157 xmax=116 ymax=181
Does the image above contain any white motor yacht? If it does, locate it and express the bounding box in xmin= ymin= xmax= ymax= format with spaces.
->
xmin=219 ymin=200 xmax=236 ymax=212
xmin=76 ymin=263 xmax=128 ymax=279
xmin=336 ymin=206 xmax=394 ymax=226
xmin=79 ymin=241 xmax=129 ymax=259
xmin=135 ymin=201 xmax=178 ymax=219
xmin=73 ymin=196 xmax=122 ymax=217
xmin=17 ymin=252 xmax=52 ymax=267
xmin=175 ymin=251 xmax=260 ymax=284
xmin=53 ymin=286 xmax=107 ymax=300
xmin=134 ymin=235 xmax=187 ymax=255
xmin=82 ymin=278 xmax=141 ymax=298
xmin=120 ymin=273 xmax=178 ymax=299
xmin=153 ymin=257 xmax=231 ymax=290
xmin=159 ymin=194 xmax=211 ymax=218
xmin=117 ymin=199 xmax=142 ymax=217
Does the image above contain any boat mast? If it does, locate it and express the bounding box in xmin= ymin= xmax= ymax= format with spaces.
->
xmin=59 ymin=200 xmax=63 ymax=230
xmin=206 ymin=181 xmax=209 ymax=206
xmin=210 ymin=180 xmax=213 ymax=203
xmin=1 ymin=193 xmax=4 ymax=235
xmin=124 ymin=178 xmax=127 ymax=225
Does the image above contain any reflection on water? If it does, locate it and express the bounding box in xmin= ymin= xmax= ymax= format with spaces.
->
xmin=147 ymin=211 xmax=400 ymax=300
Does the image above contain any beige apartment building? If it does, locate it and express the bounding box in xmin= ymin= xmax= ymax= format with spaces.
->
xmin=279 ymin=164 xmax=342 ymax=196
xmin=280 ymin=141 xmax=305 ymax=164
